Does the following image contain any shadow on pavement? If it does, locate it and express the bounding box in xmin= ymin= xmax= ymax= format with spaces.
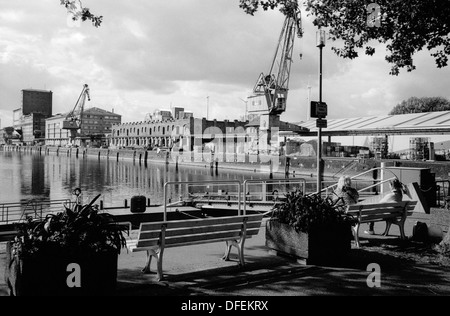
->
xmin=115 ymin=241 xmax=450 ymax=296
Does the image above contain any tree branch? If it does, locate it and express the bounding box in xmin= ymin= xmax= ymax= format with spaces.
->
xmin=60 ymin=0 xmax=103 ymax=27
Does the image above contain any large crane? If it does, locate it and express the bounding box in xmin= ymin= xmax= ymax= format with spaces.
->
xmin=248 ymin=5 xmax=303 ymax=121
xmin=62 ymin=84 xmax=90 ymax=145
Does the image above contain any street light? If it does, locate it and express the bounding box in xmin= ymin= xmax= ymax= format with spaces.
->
xmin=316 ymin=29 xmax=326 ymax=193
xmin=206 ymin=96 xmax=210 ymax=120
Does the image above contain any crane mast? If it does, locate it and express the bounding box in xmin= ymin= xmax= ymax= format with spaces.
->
xmin=62 ymin=84 xmax=90 ymax=144
xmin=249 ymin=7 xmax=302 ymax=119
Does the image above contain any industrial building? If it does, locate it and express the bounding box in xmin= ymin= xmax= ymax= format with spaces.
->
xmin=12 ymin=89 xmax=53 ymax=145
xmin=45 ymin=107 xmax=121 ymax=147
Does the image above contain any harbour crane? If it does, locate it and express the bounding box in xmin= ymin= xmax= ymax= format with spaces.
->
xmin=62 ymin=84 xmax=90 ymax=144
xmin=248 ymin=5 xmax=303 ymax=121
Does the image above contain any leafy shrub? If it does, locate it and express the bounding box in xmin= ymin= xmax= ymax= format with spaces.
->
xmin=11 ymin=194 xmax=127 ymax=259
xmin=271 ymin=191 xmax=356 ymax=233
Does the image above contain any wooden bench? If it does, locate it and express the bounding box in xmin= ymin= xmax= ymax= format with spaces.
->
xmin=127 ymin=214 xmax=264 ymax=281
xmin=346 ymin=200 xmax=418 ymax=247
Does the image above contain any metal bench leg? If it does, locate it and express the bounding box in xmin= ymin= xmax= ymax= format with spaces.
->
xmin=142 ymin=247 xmax=165 ymax=281
xmin=352 ymin=223 xmax=361 ymax=248
xmin=384 ymin=219 xmax=406 ymax=240
xmin=222 ymin=240 xmax=233 ymax=261
xmin=222 ymin=239 xmax=245 ymax=266
xmin=142 ymin=249 xmax=156 ymax=274
xmin=237 ymin=238 xmax=245 ymax=267
xmin=383 ymin=221 xmax=392 ymax=236
xmin=156 ymin=250 xmax=164 ymax=281
xmin=397 ymin=219 xmax=406 ymax=240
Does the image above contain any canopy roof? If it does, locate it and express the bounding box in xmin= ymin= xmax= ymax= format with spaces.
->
xmin=292 ymin=111 xmax=450 ymax=136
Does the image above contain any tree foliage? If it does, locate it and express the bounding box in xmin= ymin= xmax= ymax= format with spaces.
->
xmin=239 ymin=0 xmax=450 ymax=75
xmin=60 ymin=0 xmax=103 ymax=27
xmin=389 ymin=97 xmax=450 ymax=115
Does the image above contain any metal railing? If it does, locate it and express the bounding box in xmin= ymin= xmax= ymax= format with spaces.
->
xmin=316 ymin=166 xmax=401 ymax=197
xmin=242 ymin=178 xmax=306 ymax=215
xmin=436 ymin=179 xmax=450 ymax=207
xmin=163 ymin=180 xmax=242 ymax=219
xmin=0 ymin=199 xmax=71 ymax=224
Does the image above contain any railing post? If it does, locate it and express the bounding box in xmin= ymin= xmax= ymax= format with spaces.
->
xmin=380 ymin=162 xmax=386 ymax=195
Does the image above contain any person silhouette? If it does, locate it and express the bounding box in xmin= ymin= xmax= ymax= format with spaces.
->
xmin=333 ymin=175 xmax=359 ymax=207
xmin=365 ymin=178 xmax=407 ymax=235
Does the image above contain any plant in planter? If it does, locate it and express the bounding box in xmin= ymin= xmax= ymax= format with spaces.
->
xmin=266 ymin=191 xmax=356 ymax=265
xmin=5 ymin=194 xmax=128 ymax=296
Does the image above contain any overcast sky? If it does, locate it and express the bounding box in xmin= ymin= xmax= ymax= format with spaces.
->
xmin=1 ymin=0 xmax=450 ymax=128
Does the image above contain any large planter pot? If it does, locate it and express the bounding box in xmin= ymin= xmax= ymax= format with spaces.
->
xmin=4 ymin=242 xmax=118 ymax=296
xmin=430 ymin=207 xmax=450 ymax=234
xmin=265 ymin=219 xmax=352 ymax=265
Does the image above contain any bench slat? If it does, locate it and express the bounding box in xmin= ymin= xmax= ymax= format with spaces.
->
xmin=358 ymin=213 xmax=401 ymax=223
xmin=136 ymin=227 xmax=261 ymax=249
xmin=165 ymin=228 xmax=260 ymax=246
xmin=139 ymin=214 xmax=263 ymax=231
xmin=347 ymin=202 xmax=407 ymax=212
xmin=347 ymin=208 xmax=404 ymax=217
xmin=131 ymin=234 xmax=258 ymax=252
xmin=139 ymin=221 xmax=261 ymax=240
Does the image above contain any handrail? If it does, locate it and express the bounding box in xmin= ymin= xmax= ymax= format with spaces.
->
xmin=243 ymin=178 xmax=306 ymax=215
xmin=0 ymin=199 xmax=71 ymax=224
xmin=163 ymin=180 xmax=242 ymax=220
xmin=314 ymin=166 xmax=400 ymax=196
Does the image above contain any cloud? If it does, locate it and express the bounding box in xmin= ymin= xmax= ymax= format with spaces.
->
xmin=1 ymin=0 xmax=449 ymax=128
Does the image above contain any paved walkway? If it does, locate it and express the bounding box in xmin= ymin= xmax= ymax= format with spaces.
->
xmin=1 ymin=213 xmax=449 ymax=297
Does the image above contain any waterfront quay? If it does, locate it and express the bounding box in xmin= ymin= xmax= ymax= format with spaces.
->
xmin=1 ymin=211 xmax=450 ymax=296
xmin=1 ymin=146 xmax=450 ymax=297
xmin=4 ymin=144 xmax=450 ymax=184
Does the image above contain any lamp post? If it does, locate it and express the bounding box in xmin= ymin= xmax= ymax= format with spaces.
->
xmin=206 ymin=96 xmax=210 ymax=120
xmin=316 ymin=29 xmax=326 ymax=193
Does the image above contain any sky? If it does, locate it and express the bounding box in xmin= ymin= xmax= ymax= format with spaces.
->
xmin=1 ymin=0 xmax=450 ymax=129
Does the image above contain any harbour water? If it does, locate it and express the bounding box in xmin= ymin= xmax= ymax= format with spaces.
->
xmin=0 ymin=151 xmax=287 ymax=207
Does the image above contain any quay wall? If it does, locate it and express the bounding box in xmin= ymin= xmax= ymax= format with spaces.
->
xmin=2 ymin=145 xmax=450 ymax=181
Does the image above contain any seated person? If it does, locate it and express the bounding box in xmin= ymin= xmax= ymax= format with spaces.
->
xmin=365 ymin=178 xmax=406 ymax=235
xmin=333 ymin=175 xmax=359 ymax=207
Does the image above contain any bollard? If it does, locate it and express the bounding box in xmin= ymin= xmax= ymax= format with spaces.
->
xmin=100 ymin=200 xmax=104 ymax=210
xmin=116 ymin=152 xmax=119 ymax=162
xmin=98 ymin=151 xmax=101 ymax=160
xmin=269 ymin=160 xmax=273 ymax=179
xmin=124 ymin=199 xmax=128 ymax=208
xmin=147 ymin=198 xmax=151 ymax=206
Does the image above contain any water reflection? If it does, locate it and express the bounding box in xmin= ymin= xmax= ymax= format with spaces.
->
xmin=0 ymin=152 xmax=281 ymax=206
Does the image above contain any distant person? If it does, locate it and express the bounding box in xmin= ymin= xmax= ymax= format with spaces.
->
xmin=365 ymin=178 xmax=408 ymax=235
xmin=333 ymin=175 xmax=359 ymax=207
xmin=73 ymin=187 xmax=83 ymax=212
